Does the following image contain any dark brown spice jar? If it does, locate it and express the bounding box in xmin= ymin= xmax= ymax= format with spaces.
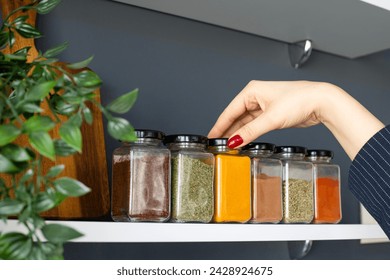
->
xmin=111 ymin=129 xmax=171 ymax=222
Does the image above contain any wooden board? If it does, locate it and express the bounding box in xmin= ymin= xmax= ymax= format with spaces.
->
xmin=1 ymin=0 xmax=110 ymax=220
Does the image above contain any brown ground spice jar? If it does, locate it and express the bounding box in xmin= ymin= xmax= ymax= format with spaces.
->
xmin=253 ymin=174 xmax=283 ymax=223
xmin=111 ymin=129 xmax=171 ymax=222
xmin=242 ymin=142 xmax=283 ymax=223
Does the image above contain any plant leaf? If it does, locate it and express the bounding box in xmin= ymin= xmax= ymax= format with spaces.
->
xmin=107 ymin=117 xmax=137 ymax=142
xmin=15 ymin=23 xmax=41 ymax=38
xmin=45 ymin=164 xmax=64 ymax=178
xmin=37 ymin=58 xmax=58 ymax=65
xmin=17 ymin=206 xmax=31 ymax=223
xmin=23 ymin=115 xmax=55 ymax=133
xmin=0 ymin=232 xmax=32 ymax=260
xmin=106 ymin=88 xmax=138 ymax=114
xmin=0 ymin=144 xmax=32 ymax=162
xmin=43 ymin=42 xmax=68 ymax=58
xmin=19 ymin=169 xmax=34 ymax=184
xmin=28 ymin=132 xmax=55 ymax=161
xmin=26 ymin=80 xmax=56 ymax=101
xmin=66 ymin=113 xmax=82 ymax=127
xmin=67 ymin=55 xmax=94 ymax=70
xmin=0 ymin=198 xmax=25 ymax=215
xmin=0 ymin=178 xmax=6 ymax=190
xmin=41 ymin=224 xmax=83 ymax=243
xmin=11 ymin=15 xmax=29 ymax=27
xmin=0 ymin=32 xmax=8 ymax=49
xmin=82 ymin=106 xmax=93 ymax=125
xmin=50 ymin=94 xmax=78 ymax=115
xmin=0 ymin=154 xmax=20 ymax=173
xmin=36 ymin=0 xmax=62 ymax=14
xmin=10 ymin=236 xmax=33 ymax=260
xmin=0 ymin=98 xmax=4 ymax=118
xmin=8 ymin=31 xmax=15 ymax=48
xmin=0 ymin=232 xmax=24 ymax=251
xmin=12 ymin=80 xmax=27 ymax=103
xmin=73 ymin=70 xmax=102 ymax=88
xmin=31 ymin=214 xmax=45 ymax=230
xmin=53 ymin=139 xmax=77 ymax=157
xmin=4 ymin=53 xmax=27 ymax=61
xmin=18 ymin=103 xmax=43 ymax=113
xmin=14 ymin=46 xmax=31 ymax=56
xmin=61 ymin=90 xmax=82 ymax=104
xmin=54 ymin=177 xmax=90 ymax=197
xmin=39 ymin=242 xmax=56 ymax=258
xmin=27 ymin=244 xmax=46 ymax=260
xmin=41 ymin=242 xmax=64 ymax=260
xmin=0 ymin=124 xmax=21 ymax=146
xmin=33 ymin=192 xmax=56 ymax=213
xmin=59 ymin=124 xmax=82 ymax=152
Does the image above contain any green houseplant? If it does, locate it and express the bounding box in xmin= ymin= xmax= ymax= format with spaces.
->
xmin=0 ymin=0 xmax=138 ymax=259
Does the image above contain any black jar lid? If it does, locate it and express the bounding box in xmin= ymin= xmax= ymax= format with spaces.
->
xmin=135 ymin=129 xmax=165 ymax=140
xmin=164 ymin=134 xmax=208 ymax=144
xmin=207 ymin=138 xmax=229 ymax=146
xmin=242 ymin=142 xmax=276 ymax=151
xmin=274 ymin=146 xmax=307 ymax=154
xmin=306 ymin=149 xmax=334 ymax=158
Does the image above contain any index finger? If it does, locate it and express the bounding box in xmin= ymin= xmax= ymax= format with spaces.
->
xmin=208 ymin=86 xmax=251 ymax=138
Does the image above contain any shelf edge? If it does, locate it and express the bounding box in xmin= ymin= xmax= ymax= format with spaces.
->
xmin=1 ymin=220 xmax=388 ymax=242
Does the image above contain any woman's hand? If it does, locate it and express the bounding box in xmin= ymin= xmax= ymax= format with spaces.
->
xmin=208 ymin=80 xmax=384 ymax=160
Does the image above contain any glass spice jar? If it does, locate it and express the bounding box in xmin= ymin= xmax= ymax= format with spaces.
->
xmin=242 ymin=142 xmax=283 ymax=223
xmin=111 ymin=129 xmax=171 ymax=222
xmin=306 ymin=149 xmax=342 ymax=224
xmin=208 ymin=138 xmax=251 ymax=223
xmin=164 ymin=134 xmax=214 ymax=223
xmin=274 ymin=146 xmax=314 ymax=223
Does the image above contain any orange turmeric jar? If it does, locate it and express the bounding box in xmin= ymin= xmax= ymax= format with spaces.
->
xmin=306 ymin=150 xmax=342 ymax=224
xmin=208 ymin=138 xmax=251 ymax=223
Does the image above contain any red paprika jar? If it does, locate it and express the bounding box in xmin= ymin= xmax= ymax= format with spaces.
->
xmin=306 ymin=149 xmax=342 ymax=224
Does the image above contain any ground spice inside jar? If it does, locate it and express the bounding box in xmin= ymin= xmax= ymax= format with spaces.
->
xmin=111 ymin=154 xmax=131 ymax=221
xmin=213 ymin=154 xmax=251 ymax=223
xmin=128 ymin=154 xmax=170 ymax=221
xmin=282 ymin=178 xmax=314 ymax=223
xmin=252 ymin=174 xmax=282 ymax=223
xmin=171 ymin=155 xmax=214 ymax=222
xmin=111 ymin=153 xmax=170 ymax=222
xmin=314 ymin=177 xmax=341 ymax=223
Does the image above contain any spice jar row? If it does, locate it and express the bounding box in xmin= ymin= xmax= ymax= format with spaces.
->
xmin=111 ymin=129 xmax=342 ymax=224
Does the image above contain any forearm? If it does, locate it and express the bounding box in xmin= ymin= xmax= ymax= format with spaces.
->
xmin=317 ymin=83 xmax=385 ymax=160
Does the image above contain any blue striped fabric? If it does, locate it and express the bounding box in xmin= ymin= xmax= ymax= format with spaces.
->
xmin=349 ymin=125 xmax=390 ymax=239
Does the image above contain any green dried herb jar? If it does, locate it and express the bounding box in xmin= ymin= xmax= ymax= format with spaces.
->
xmin=164 ymin=134 xmax=215 ymax=223
xmin=274 ymin=146 xmax=314 ymax=223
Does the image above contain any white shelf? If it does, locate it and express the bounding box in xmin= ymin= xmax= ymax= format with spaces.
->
xmin=1 ymin=220 xmax=387 ymax=242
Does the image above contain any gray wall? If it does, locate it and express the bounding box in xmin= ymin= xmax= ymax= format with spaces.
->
xmin=35 ymin=0 xmax=390 ymax=259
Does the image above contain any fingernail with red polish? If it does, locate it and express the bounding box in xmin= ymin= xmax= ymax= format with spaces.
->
xmin=227 ymin=135 xmax=243 ymax=149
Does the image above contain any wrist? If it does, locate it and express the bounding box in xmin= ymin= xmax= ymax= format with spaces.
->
xmin=315 ymin=82 xmax=347 ymax=126
xmin=315 ymin=82 xmax=384 ymax=159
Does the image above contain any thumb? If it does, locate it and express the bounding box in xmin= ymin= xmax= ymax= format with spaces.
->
xmin=227 ymin=113 xmax=279 ymax=149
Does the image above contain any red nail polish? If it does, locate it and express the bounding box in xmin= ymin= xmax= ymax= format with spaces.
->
xmin=227 ymin=135 xmax=243 ymax=149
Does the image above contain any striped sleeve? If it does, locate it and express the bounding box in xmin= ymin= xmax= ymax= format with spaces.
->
xmin=349 ymin=125 xmax=390 ymax=239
